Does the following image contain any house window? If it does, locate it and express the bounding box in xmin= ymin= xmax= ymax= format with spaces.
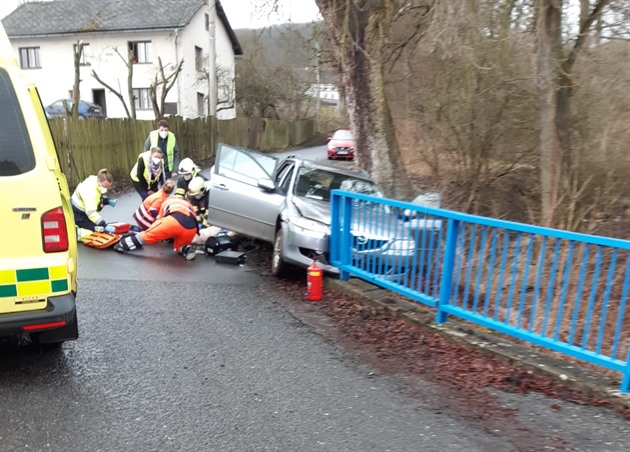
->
xmin=205 ymin=13 xmax=209 ymax=31
xmin=73 ymin=43 xmax=91 ymax=65
xmin=195 ymin=46 xmax=203 ymax=71
xmin=128 ymin=41 xmax=152 ymax=64
xmin=197 ymin=92 xmax=205 ymax=116
xmin=133 ymin=88 xmax=151 ymax=110
xmin=19 ymin=47 xmax=40 ymax=69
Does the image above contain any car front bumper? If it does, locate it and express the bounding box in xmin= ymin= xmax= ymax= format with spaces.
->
xmin=282 ymin=223 xmax=416 ymax=280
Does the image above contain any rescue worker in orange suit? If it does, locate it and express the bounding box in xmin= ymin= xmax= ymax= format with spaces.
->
xmin=71 ymin=168 xmax=117 ymax=239
xmin=114 ymin=191 xmax=198 ymax=260
xmin=130 ymin=147 xmax=165 ymax=200
xmin=132 ymin=179 xmax=175 ymax=231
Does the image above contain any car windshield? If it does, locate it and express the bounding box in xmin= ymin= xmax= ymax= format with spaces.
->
xmin=294 ymin=167 xmax=383 ymax=202
xmin=332 ymin=130 xmax=352 ymax=140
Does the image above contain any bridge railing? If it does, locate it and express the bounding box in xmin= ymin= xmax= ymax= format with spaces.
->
xmin=330 ymin=190 xmax=630 ymax=393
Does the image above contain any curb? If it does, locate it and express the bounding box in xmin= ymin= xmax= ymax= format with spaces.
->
xmin=324 ymin=276 xmax=630 ymax=413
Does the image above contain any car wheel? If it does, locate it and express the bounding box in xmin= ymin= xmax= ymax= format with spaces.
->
xmin=271 ymin=228 xmax=290 ymax=277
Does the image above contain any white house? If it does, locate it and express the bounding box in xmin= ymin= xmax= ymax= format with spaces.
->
xmin=1 ymin=0 xmax=242 ymax=120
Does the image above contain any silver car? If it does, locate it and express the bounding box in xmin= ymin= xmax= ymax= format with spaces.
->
xmin=207 ymin=143 xmax=417 ymax=277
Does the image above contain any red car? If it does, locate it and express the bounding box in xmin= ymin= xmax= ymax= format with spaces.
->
xmin=327 ymin=129 xmax=355 ymax=160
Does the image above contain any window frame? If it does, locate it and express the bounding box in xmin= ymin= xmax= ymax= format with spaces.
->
xmin=195 ymin=46 xmax=204 ymax=72
xmin=19 ymin=47 xmax=41 ymax=69
xmin=132 ymin=88 xmax=151 ymax=110
xmin=73 ymin=43 xmax=91 ymax=66
xmin=128 ymin=41 xmax=152 ymax=64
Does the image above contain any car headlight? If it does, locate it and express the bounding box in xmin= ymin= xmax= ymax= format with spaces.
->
xmin=290 ymin=216 xmax=330 ymax=234
xmin=387 ymin=239 xmax=416 ymax=251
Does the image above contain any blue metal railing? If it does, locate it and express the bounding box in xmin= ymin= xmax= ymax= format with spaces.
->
xmin=330 ymin=190 xmax=630 ymax=393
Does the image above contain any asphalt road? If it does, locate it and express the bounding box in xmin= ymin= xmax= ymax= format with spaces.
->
xmin=1 ymin=146 xmax=628 ymax=451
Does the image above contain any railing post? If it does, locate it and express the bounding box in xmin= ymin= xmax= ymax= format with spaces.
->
xmin=339 ymin=195 xmax=353 ymax=281
xmin=436 ymin=218 xmax=459 ymax=325
xmin=622 ymin=344 xmax=630 ymax=394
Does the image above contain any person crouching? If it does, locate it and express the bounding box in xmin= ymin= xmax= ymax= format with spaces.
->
xmin=132 ymin=179 xmax=175 ymax=231
xmin=115 ymin=191 xmax=199 ymax=260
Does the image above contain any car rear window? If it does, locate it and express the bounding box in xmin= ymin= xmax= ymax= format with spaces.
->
xmin=0 ymin=68 xmax=36 ymax=176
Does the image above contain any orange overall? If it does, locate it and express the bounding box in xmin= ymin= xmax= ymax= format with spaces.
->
xmin=139 ymin=197 xmax=198 ymax=252
xmin=133 ymin=188 xmax=170 ymax=231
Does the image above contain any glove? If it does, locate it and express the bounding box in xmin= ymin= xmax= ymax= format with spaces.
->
xmin=94 ymin=226 xmax=105 ymax=233
xmin=104 ymin=225 xmax=116 ymax=233
xmin=108 ymin=198 xmax=117 ymax=207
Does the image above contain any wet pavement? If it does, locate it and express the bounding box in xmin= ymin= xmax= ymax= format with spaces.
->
xmin=1 ymin=148 xmax=629 ymax=451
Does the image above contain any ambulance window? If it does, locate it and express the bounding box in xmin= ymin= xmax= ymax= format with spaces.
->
xmin=0 ymin=68 xmax=36 ymax=176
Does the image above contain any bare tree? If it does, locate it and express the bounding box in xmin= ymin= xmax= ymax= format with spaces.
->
xmin=148 ymin=56 xmax=184 ymax=119
xmin=536 ymin=0 xmax=610 ymax=227
xmin=314 ymin=0 xmax=416 ymax=200
xmin=71 ymin=40 xmax=85 ymax=118
xmin=91 ymin=46 xmax=135 ymax=118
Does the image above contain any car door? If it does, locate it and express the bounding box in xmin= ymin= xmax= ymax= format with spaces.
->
xmin=208 ymin=144 xmax=284 ymax=242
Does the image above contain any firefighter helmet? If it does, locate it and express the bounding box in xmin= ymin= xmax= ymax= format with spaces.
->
xmin=188 ymin=176 xmax=207 ymax=199
xmin=178 ymin=158 xmax=197 ymax=176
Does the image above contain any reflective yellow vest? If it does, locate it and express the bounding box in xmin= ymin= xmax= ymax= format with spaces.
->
xmin=149 ymin=130 xmax=176 ymax=171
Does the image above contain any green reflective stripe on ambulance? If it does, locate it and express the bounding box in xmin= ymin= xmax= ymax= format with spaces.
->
xmin=51 ymin=279 xmax=68 ymax=292
xmin=0 ymin=285 xmax=18 ymax=298
xmin=0 ymin=265 xmax=69 ymax=298
xmin=16 ymin=267 xmax=49 ymax=282
xmin=0 ymin=280 xmax=68 ymax=298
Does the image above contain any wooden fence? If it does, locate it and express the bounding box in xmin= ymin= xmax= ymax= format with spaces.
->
xmin=49 ymin=116 xmax=317 ymax=189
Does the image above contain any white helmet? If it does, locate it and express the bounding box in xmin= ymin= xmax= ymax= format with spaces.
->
xmin=178 ymin=158 xmax=197 ymax=177
xmin=188 ymin=176 xmax=207 ymax=199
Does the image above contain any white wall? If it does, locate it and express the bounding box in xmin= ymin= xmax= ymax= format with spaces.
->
xmin=10 ymin=8 xmax=237 ymax=120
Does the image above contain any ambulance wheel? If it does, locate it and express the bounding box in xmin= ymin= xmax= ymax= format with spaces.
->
xmin=271 ymin=228 xmax=289 ymax=278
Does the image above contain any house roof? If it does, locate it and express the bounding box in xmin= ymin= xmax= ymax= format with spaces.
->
xmin=2 ymin=0 xmax=242 ymax=55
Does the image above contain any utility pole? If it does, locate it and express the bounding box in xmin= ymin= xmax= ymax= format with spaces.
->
xmin=207 ymin=0 xmax=217 ymax=117
xmin=315 ymin=41 xmax=320 ymax=132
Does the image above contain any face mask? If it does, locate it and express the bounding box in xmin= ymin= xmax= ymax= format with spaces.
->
xmin=159 ymin=130 xmax=168 ymax=139
xmin=99 ymin=186 xmax=108 ymax=194
xmin=184 ymin=174 xmax=192 ymax=181
xmin=152 ymin=157 xmax=162 ymax=165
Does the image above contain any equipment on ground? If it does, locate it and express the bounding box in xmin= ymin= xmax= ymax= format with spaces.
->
xmin=215 ymin=250 xmax=246 ymax=265
xmin=307 ymin=260 xmax=323 ymax=301
xmin=81 ymin=231 xmax=122 ymax=249
xmin=205 ymin=231 xmax=238 ymax=256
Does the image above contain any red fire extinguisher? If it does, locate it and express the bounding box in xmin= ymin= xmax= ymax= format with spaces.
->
xmin=307 ymin=259 xmax=323 ymax=301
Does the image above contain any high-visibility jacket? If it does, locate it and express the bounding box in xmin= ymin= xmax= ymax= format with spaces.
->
xmin=71 ymin=175 xmax=105 ymax=226
xmin=148 ymin=130 xmax=177 ymax=172
xmin=133 ymin=188 xmax=170 ymax=230
xmin=157 ymin=196 xmax=197 ymax=221
xmin=130 ymin=150 xmax=163 ymax=186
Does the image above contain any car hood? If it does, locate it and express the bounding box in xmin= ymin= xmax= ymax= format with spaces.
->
xmin=292 ymin=197 xmax=416 ymax=240
xmin=292 ymin=197 xmax=331 ymax=225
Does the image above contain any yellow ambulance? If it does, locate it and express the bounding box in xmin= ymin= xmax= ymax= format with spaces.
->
xmin=0 ymin=23 xmax=78 ymax=345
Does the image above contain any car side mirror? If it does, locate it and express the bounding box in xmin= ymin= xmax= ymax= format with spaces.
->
xmin=257 ymin=178 xmax=275 ymax=192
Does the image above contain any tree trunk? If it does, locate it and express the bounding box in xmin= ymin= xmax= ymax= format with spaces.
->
xmin=536 ymin=0 xmax=563 ymax=227
xmin=316 ymin=0 xmax=414 ymax=200
xmin=71 ymin=41 xmax=84 ymax=118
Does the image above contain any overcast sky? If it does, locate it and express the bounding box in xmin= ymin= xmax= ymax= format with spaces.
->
xmin=0 ymin=0 xmax=321 ymax=27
